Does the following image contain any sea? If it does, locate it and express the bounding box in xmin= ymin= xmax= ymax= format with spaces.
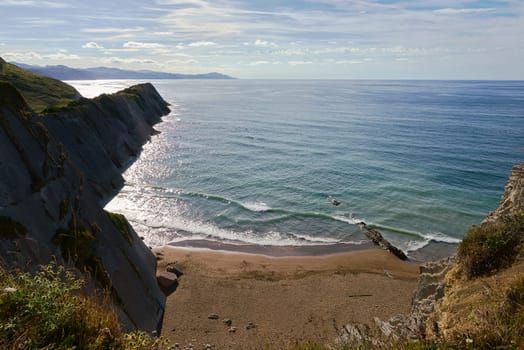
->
xmin=69 ymin=79 xmax=524 ymax=259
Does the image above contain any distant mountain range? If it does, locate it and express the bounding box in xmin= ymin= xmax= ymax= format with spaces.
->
xmin=13 ymin=62 xmax=234 ymax=80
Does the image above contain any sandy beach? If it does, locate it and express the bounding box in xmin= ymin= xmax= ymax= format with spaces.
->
xmin=155 ymin=246 xmax=420 ymax=349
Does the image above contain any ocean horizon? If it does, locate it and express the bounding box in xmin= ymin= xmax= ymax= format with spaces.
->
xmin=70 ymin=79 xmax=524 ymax=259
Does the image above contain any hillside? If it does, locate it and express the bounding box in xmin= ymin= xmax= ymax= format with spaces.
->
xmin=0 ymin=58 xmax=81 ymax=112
xmin=0 ymin=61 xmax=171 ymax=337
xmin=14 ymin=62 xmax=235 ymax=80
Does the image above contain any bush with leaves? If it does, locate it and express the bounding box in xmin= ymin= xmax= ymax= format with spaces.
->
xmin=0 ymin=261 xmax=171 ymax=350
xmin=458 ymin=215 xmax=523 ymax=279
xmin=0 ymin=262 xmax=121 ymax=349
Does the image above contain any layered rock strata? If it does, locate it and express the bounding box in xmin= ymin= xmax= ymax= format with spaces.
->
xmin=338 ymin=163 xmax=524 ymax=346
xmin=0 ymin=81 xmax=170 ymax=332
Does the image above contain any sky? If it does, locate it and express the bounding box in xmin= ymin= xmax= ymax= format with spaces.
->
xmin=0 ymin=0 xmax=523 ymax=79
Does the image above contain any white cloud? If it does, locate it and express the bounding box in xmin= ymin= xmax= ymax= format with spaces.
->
xmin=2 ymin=51 xmax=43 ymax=61
xmin=166 ymin=59 xmax=199 ymax=64
xmin=45 ymin=53 xmax=80 ymax=60
xmin=248 ymin=60 xmax=281 ymax=66
xmin=83 ymin=27 xmax=144 ymax=33
xmin=187 ymin=41 xmax=217 ymax=47
xmin=336 ymin=60 xmax=362 ymax=64
xmin=82 ymin=42 xmax=104 ymax=49
xmin=434 ymin=8 xmax=496 ymax=15
xmin=123 ymin=41 xmax=166 ymax=49
xmin=244 ymin=40 xmax=278 ymax=48
xmin=248 ymin=61 xmax=270 ymax=66
xmin=273 ymin=48 xmax=308 ymax=56
xmin=19 ymin=17 xmax=67 ymax=27
xmin=153 ymin=31 xmax=174 ymax=36
xmin=288 ymin=60 xmax=313 ymax=66
xmin=2 ymin=51 xmax=80 ymax=61
xmin=102 ymin=57 xmax=157 ymax=65
xmin=0 ymin=0 xmax=69 ymax=8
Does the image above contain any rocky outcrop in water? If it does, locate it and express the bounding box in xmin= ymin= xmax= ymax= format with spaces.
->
xmin=358 ymin=222 xmax=408 ymax=260
xmin=0 ymin=81 xmax=170 ymax=332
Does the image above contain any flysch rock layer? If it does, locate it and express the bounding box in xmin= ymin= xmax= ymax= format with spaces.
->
xmin=484 ymin=163 xmax=524 ymax=222
xmin=0 ymin=81 xmax=170 ymax=333
xmin=337 ymin=162 xmax=524 ymax=347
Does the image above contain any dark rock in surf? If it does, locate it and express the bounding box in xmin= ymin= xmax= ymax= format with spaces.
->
xmin=358 ymin=222 xmax=408 ymax=261
xmin=327 ymin=195 xmax=341 ymax=206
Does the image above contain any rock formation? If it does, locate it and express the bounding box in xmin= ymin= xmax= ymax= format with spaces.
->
xmin=358 ymin=222 xmax=408 ymax=260
xmin=484 ymin=162 xmax=524 ymax=222
xmin=0 ymin=80 xmax=170 ymax=332
xmin=337 ymin=257 xmax=454 ymax=347
xmin=338 ymin=162 xmax=524 ymax=347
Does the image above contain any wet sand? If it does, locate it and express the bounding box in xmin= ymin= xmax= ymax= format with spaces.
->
xmin=155 ymin=246 xmax=419 ymax=349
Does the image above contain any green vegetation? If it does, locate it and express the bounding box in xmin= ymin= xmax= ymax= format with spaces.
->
xmin=119 ymin=86 xmax=146 ymax=110
xmin=431 ymin=275 xmax=524 ymax=350
xmin=0 ymin=57 xmax=80 ymax=113
xmin=458 ymin=214 xmax=523 ymax=279
xmin=54 ymin=227 xmax=97 ymax=269
xmin=0 ymin=262 xmax=170 ymax=349
xmin=106 ymin=211 xmax=133 ymax=244
xmin=59 ymin=198 xmax=70 ymax=220
xmin=0 ymin=216 xmax=28 ymax=238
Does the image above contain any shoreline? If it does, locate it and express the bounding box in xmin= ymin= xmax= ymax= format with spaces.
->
xmin=165 ymin=239 xmax=376 ymax=257
xmin=155 ymin=246 xmax=420 ymax=349
xmin=162 ymin=237 xmax=458 ymax=262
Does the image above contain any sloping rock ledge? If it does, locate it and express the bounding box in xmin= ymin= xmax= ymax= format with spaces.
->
xmin=0 ymin=81 xmax=170 ymax=332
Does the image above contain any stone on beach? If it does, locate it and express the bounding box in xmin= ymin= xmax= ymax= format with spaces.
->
xmin=208 ymin=313 xmax=220 ymax=320
xmin=156 ymin=271 xmax=178 ymax=289
xmin=167 ymin=263 xmax=184 ymax=277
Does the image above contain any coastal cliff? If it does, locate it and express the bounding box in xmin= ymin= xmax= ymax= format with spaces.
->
xmin=424 ymin=163 xmax=524 ymax=345
xmin=485 ymin=163 xmax=524 ymax=222
xmin=0 ymin=73 xmax=170 ymax=333
xmin=338 ymin=163 xmax=524 ymax=348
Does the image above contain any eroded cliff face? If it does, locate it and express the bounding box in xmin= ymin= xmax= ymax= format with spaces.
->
xmin=0 ymin=81 xmax=170 ymax=332
xmin=485 ymin=163 xmax=524 ymax=222
xmin=425 ymin=163 xmax=524 ymax=343
xmin=337 ymin=163 xmax=524 ymax=347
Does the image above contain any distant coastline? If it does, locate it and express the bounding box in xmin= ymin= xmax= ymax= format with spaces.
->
xmin=12 ymin=61 xmax=235 ymax=81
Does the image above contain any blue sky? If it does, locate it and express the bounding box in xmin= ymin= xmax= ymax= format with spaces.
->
xmin=0 ymin=0 xmax=523 ymax=79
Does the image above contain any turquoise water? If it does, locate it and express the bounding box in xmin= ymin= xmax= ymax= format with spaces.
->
xmin=72 ymin=80 xmax=524 ymax=255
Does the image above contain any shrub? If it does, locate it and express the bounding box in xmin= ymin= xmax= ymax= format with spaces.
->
xmin=0 ymin=262 xmax=170 ymax=350
xmin=458 ymin=215 xmax=523 ymax=279
xmin=498 ymin=276 xmax=524 ymax=342
xmin=0 ymin=262 xmax=121 ymax=349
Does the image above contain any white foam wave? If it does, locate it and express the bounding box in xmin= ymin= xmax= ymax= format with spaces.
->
xmin=405 ymin=232 xmax=461 ymax=253
xmin=332 ymin=215 xmax=366 ymax=225
xmin=152 ymin=217 xmax=343 ymax=247
xmin=242 ymin=201 xmax=271 ymax=212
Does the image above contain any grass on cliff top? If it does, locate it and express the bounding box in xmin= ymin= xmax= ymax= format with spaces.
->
xmin=458 ymin=214 xmax=523 ymax=279
xmin=0 ymin=261 xmax=170 ymax=350
xmin=0 ymin=57 xmax=80 ymax=113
